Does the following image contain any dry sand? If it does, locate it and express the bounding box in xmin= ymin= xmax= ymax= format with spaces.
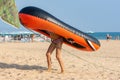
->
xmin=0 ymin=40 xmax=120 ymax=80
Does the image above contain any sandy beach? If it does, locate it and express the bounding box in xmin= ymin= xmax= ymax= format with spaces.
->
xmin=0 ymin=40 xmax=120 ymax=80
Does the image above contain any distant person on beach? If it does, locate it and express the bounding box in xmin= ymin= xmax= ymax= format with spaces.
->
xmin=30 ymin=34 xmax=34 ymax=42
xmin=115 ymin=36 xmax=119 ymax=40
xmin=46 ymin=32 xmax=64 ymax=73
xmin=106 ymin=34 xmax=112 ymax=40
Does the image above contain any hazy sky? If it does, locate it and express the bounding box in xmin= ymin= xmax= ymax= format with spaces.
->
xmin=0 ymin=0 xmax=120 ymax=33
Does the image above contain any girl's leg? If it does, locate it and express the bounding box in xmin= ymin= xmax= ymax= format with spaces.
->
xmin=46 ymin=43 xmax=56 ymax=71
xmin=56 ymin=41 xmax=64 ymax=73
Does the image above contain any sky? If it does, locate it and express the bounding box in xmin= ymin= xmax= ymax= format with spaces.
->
xmin=0 ymin=0 xmax=120 ymax=33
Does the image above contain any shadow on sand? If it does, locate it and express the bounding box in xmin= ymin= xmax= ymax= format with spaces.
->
xmin=0 ymin=62 xmax=47 ymax=70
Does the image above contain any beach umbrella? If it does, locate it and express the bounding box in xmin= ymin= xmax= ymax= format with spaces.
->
xmin=0 ymin=0 xmax=20 ymax=28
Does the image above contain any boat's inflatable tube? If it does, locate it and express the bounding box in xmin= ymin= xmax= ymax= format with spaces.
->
xmin=19 ymin=6 xmax=100 ymax=51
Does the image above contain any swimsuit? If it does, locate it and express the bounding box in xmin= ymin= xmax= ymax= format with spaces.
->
xmin=52 ymin=37 xmax=63 ymax=44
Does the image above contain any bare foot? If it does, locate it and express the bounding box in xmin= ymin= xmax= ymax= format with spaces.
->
xmin=61 ymin=71 xmax=65 ymax=74
xmin=58 ymin=71 xmax=65 ymax=74
xmin=47 ymin=69 xmax=51 ymax=72
xmin=43 ymin=69 xmax=51 ymax=73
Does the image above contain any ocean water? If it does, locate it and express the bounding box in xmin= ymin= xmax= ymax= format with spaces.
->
xmin=89 ymin=32 xmax=120 ymax=40
xmin=0 ymin=32 xmax=120 ymax=41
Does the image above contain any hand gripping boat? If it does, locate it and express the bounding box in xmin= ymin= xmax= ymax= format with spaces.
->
xmin=19 ymin=6 xmax=100 ymax=51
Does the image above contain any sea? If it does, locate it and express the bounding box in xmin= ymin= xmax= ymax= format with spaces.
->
xmin=0 ymin=31 xmax=120 ymax=40
xmin=88 ymin=32 xmax=120 ymax=40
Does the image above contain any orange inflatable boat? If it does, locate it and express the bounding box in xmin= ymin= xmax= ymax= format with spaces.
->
xmin=19 ymin=6 xmax=100 ymax=51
